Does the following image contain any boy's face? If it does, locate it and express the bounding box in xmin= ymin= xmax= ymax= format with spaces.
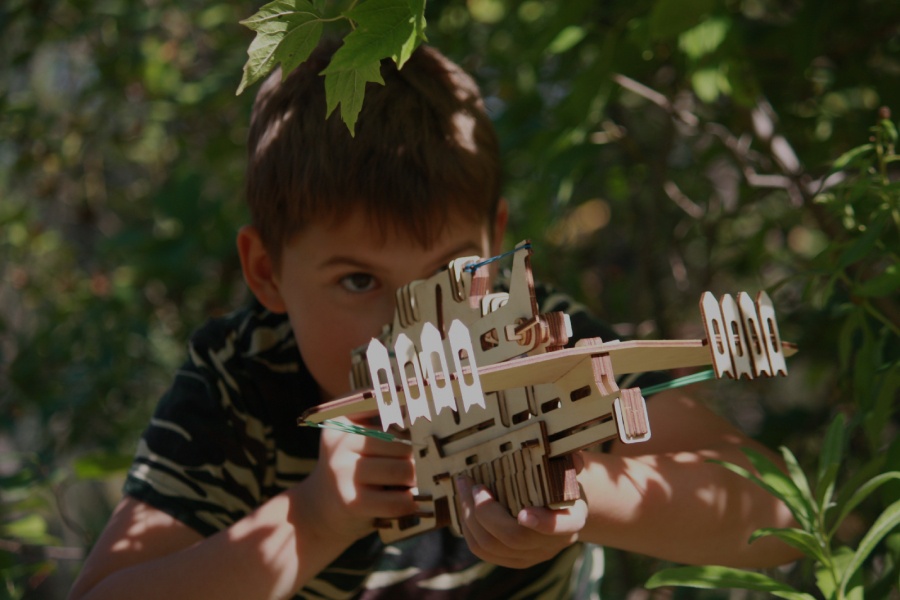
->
xmin=257 ymin=208 xmax=504 ymax=401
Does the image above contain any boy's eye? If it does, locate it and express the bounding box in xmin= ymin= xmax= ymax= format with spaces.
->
xmin=339 ymin=273 xmax=378 ymax=293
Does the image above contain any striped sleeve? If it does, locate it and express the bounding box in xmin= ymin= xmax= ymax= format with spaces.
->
xmin=123 ymin=309 xmax=278 ymax=536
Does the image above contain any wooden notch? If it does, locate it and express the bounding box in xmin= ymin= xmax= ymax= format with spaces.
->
xmin=614 ymin=388 xmax=651 ymax=443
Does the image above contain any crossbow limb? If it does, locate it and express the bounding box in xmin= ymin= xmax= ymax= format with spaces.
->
xmin=299 ymin=240 xmax=797 ymax=543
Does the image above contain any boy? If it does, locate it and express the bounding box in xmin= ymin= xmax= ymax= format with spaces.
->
xmin=70 ymin=41 xmax=798 ymax=599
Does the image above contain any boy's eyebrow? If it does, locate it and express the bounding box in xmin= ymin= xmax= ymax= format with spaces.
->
xmin=316 ymin=256 xmax=374 ymax=271
xmin=315 ymin=242 xmax=485 ymax=274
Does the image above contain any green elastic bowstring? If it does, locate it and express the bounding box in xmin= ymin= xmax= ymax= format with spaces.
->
xmin=641 ymin=369 xmax=716 ymax=396
xmin=299 ymin=419 xmax=412 ymax=445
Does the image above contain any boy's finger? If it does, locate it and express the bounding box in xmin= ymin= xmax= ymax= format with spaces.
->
xmin=355 ymin=457 xmax=416 ymax=487
xmin=516 ymin=501 xmax=588 ymax=536
xmin=457 ymin=477 xmax=537 ymax=552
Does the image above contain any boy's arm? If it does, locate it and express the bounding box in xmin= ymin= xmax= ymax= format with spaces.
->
xmin=454 ymin=390 xmax=801 ymax=569
xmin=68 ymin=488 xmax=346 ymax=600
xmin=70 ymin=418 xmax=417 ymax=600
xmin=578 ymin=389 xmax=800 ymax=567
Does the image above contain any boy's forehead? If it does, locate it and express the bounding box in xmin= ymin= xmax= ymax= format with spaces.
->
xmin=304 ymin=205 xmax=492 ymax=250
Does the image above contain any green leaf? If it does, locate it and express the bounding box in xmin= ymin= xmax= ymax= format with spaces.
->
xmin=744 ymin=447 xmax=815 ymax=529
xmin=749 ymin=527 xmax=827 ymax=563
xmin=2 ymin=514 xmax=58 ymax=545
xmin=73 ymin=451 xmax=133 ymax=480
xmin=832 ymin=143 xmax=874 ymax=171
xmin=816 ymin=546 xmax=863 ymax=600
xmin=691 ymin=67 xmax=721 ymax=103
xmin=881 ymin=118 xmax=899 ymax=143
xmin=316 ymin=0 xmax=425 ymax=133
xmin=838 ymin=219 xmax=885 ymax=268
xmin=816 ymin=414 xmax=845 ymax=509
xmin=781 ymin=446 xmax=816 ymax=513
xmin=236 ymin=0 xmax=324 ymax=95
xmin=645 ymin=565 xmax=815 ymax=600
xmin=678 ymin=16 xmax=730 ymax=60
xmin=274 ymin=19 xmax=324 ymax=77
xmin=546 ymin=26 xmax=587 ymax=55
xmin=327 ymin=0 xmax=422 ymax=72
xmin=839 ymin=499 xmax=900 ymax=596
xmin=648 ymin=0 xmax=717 ymax=40
xmin=817 ymin=414 xmax=845 ymax=484
xmin=855 ymin=262 xmax=900 ymax=297
xmin=829 ymin=472 xmax=900 ymax=538
xmin=323 ymin=60 xmax=385 ymax=135
xmin=816 ymin=462 xmax=840 ymax=516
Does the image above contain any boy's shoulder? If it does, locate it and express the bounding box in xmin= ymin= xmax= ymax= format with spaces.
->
xmin=188 ymin=298 xmax=294 ymax=361
xmin=177 ymin=299 xmax=320 ymax=419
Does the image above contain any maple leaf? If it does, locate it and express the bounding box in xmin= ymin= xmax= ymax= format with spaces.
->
xmin=323 ymin=60 xmax=385 ymax=135
xmin=236 ymin=0 xmax=325 ymax=95
xmin=238 ymin=0 xmax=428 ymax=135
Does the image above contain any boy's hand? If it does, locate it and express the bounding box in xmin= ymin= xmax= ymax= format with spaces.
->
xmin=303 ymin=413 xmax=418 ymax=546
xmin=454 ymin=474 xmax=587 ymax=568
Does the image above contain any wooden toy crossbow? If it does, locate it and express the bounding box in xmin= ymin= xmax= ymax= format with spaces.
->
xmin=299 ymin=240 xmax=797 ymax=543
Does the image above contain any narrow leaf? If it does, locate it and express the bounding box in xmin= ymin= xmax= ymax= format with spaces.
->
xmin=816 ymin=462 xmax=840 ymax=516
xmin=817 ymin=414 xmax=845 ymax=480
xmin=781 ymin=446 xmax=816 ymax=514
xmin=839 ymin=499 xmax=900 ymax=596
xmin=749 ymin=527 xmax=827 ymax=563
xmin=832 ymin=143 xmax=874 ymax=171
xmin=829 ymin=472 xmax=900 ymax=538
xmin=817 ymin=414 xmax=845 ymax=492
xmin=855 ymin=262 xmax=900 ymax=298
xmin=838 ymin=219 xmax=885 ymax=268
xmin=646 ymin=565 xmax=815 ymax=600
xmin=743 ymin=447 xmax=814 ymax=528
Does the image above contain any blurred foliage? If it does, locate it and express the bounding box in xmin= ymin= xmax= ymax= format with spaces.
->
xmin=1 ymin=0 xmax=898 ymax=598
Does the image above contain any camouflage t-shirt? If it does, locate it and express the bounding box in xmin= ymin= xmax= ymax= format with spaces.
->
xmin=124 ymin=288 xmax=614 ymax=599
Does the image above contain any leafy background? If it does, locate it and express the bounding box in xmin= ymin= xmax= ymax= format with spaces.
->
xmin=1 ymin=0 xmax=898 ymax=598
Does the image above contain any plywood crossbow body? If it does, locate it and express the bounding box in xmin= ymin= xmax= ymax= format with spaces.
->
xmin=299 ymin=240 xmax=798 ymax=543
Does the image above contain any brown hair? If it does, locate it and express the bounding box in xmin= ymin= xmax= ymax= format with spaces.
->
xmin=246 ymin=40 xmax=501 ymax=265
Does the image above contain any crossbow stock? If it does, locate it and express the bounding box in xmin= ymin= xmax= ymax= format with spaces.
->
xmin=299 ymin=240 xmax=797 ymax=543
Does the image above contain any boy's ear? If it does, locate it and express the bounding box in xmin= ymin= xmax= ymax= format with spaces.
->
xmin=236 ymin=225 xmax=287 ymax=313
xmin=491 ymin=198 xmax=509 ymax=256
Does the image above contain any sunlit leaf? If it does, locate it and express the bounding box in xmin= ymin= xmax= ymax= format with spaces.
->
xmin=744 ymin=447 xmax=815 ymax=529
xmin=646 ymin=565 xmax=815 ymax=600
xmin=839 ymin=499 xmax=900 ymax=596
xmin=832 ymin=143 xmax=874 ymax=171
xmin=816 ymin=547 xmax=863 ymax=600
xmin=781 ymin=446 xmax=816 ymax=513
xmin=748 ymin=527 xmax=826 ymax=563
xmin=546 ymin=26 xmax=587 ymax=55
xmin=237 ymin=0 xmax=324 ymax=95
xmin=327 ymin=0 xmax=423 ymax=72
xmin=73 ymin=451 xmax=133 ymax=480
xmin=648 ymin=0 xmax=717 ymax=40
xmin=678 ymin=17 xmax=730 ymax=59
xmin=2 ymin=514 xmax=58 ymax=545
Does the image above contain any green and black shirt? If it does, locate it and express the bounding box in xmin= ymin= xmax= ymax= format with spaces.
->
xmin=124 ymin=287 xmax=616 ymax=599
